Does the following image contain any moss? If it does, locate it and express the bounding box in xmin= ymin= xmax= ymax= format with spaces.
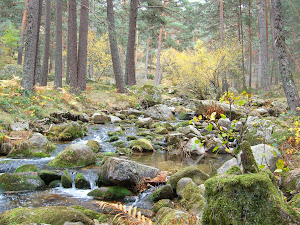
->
xmin=225 ymin=165 xmax=242 ymax=175
xmin=202 ymin=172 xmax=300 ymax=225
xmin=75 ymin=173 xmax=90 ymax=189
xmin=109 ymin=135 xmax=119 ymax=142
xmin=103 ymin=152 xmax=117 ymax=157
xmin=151 ymin=184 xmax=174 ymax=202
xmin=240 ymin=140 xmax=259 ymax=173
xmin=32 ymin=152 xmax=50 ymax=158
xmin=155 ymin=127 xmax=169 ymax=134
xmin=0 ymin=206 xmax=94 ymax=225
xmin=107 ymin=130 xmax=124 ymax=136
xmin=152 ymin=199 xmax=174 ymax=213
xmin=126 ymin=135 xmax=137 ymax=141
xmin=174 ymin=121 xmax=190 ymax=128
xmin=289 ymin=193 xmax=300 ymax=208
xmin=0 ymin=172 xmax=45 ymax=191
xmin=86 ymin=140 xmax=100 ymax=153
xmin=113 ymin=141 xmax=126 ymax=148
xmin=180 ymin=182 xmax=204 ymax=214
xmin=116 ymin=147 xmax=131 ymax=155
xmin=128 ymin=114 xmax=138 ymax=120
xmin=61 ymin=170 xmax=72 ymax=188
xmin=87 ymin=186 xmax=132 ymax=200
xmin=38 ymin=170 xmax=61 ymax=185
xmin=49 ymin=180 xmax=60 ymax=188
xmin=137 ymin=130 xmax=151 ymax=136
xmin=47 ymin=123 xmax=88 ymax=141
xmin=178 ymin=112 xmax=191 ymax=120
xmin=155 ymin=207 xmax=198 ymax=225
xmin=167 ymin=166 xmax=210 ymax=189
xmin=130 ymin=138 xmax=154 ymax=151
xmin=15 ymin=164 xmax=39 ymax=173
xmin=70 ymin=205 xmax=113 ymax=222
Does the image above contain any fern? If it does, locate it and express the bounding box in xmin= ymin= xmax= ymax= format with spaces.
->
xmin=97 ymin=201 xmax=153 ymax=225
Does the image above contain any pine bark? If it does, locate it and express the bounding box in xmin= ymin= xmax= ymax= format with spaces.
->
xmin=77 ymin=0 xmax=89 ymax=91
xmin=257 ymin=0 xmax=269 ymax=90
xmin=55 ymin=0 xmax=63 ymax=88
xmin=154 ymin=27 xmax=163 ymax=87
xmin=68 ymin=0 xmax=78 ymax=93
xmin=22 ymin=0 xmax=42 ymax=92
xmin=107 ymin=0 xmax=126 ymax=93
xmin=41 ymin=0 xmax=51 ymax=86
xmin=125 ymin=0 xmax=138 ymax=86
xmin=145 ymin=38 xmax=150 ymax=79
xmin=248 ymin=0 xmax=252 ymax=88
xmin=272 ymin=0 xmax=299 ymax=111
xmin=66 ymin=0 xmax=70 ymax=84
xmin=17 ymin=0 xmax=29 ymax=65
xmin=220 ymin=0 xmax=227 ymax=92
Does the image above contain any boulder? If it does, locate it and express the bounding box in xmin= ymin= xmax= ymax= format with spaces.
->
xmin=136 ymin=117 xmax=154 ymax=128
xmin=28 ymin=133 xmax=49 ymax=148
xmin=75 ymin=173 xmax=90 ymax=189
xmin=15 ymin=164 xmax=39 ymax=173
xmin=0 ymin=143 xmax=12 ymax=156
xmin=79 ymin=113 xmax=89 ymax=122
xmin=186 ymin=137 xmax=205 ymax=155
xmin=86 ymin=140 xmax=100 ymax=153
xmin=202 ymin=172 xmax=300 ymax=224
xmin=108 ymin=115 xmax=122 ymax=123
xmin=150 ymin=184 xmax=174 ymax=201
xmin=92 ymin=113 xmax=111 ymax=124
xmin=98 ymin=157 xmax=160 ymax=187
xmin=138 ymin=84 xmax=162 ymax=107
xmin=38 ymin=170 xmax=61 ymax=185
xmin=165 ymin=133 xmax=183 ymax=146
xmin=48 ymin=143 xmax=96 ymax=168
xmin=61 ymin=170 xmax=72 ymax=188
xmin=0 ymin=172 xmax=45 ymax=191
xmin=47 ymin=123 xmax=88 ymax=141
xmin=130 ymin=138 xmax=154 ymax=152
xmin=289 ymin=193 xmax=300 ymax=208
xmin=176 ymin=177 xmax=194 ymax=197
xmin=0 ymin=206 xmax=94 ymax=225
xmin=10 ymin=121 xmax=29 ymax=131
xmin=282 ymin=168 xmax=300 ymax=194
xmin=155 ymin=207 xmax=197 ymax=225
xmin=145 ymin=104 xmax=175 ymax=121
xmin=87 ymin=186 xmax=131 ymax=200
xmin=217 ymin=118 xmax=231 ymax=129
xmin=152 ymin=199 xmax=174 ymax=213
xmin=167 ymin=166 xmax=209 ymax=189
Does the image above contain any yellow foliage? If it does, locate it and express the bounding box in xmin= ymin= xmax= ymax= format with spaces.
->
xmin=87 ymin=31 xmax=112 ymax=79
xmin=161 ymin=39 xmax=242 ymax=96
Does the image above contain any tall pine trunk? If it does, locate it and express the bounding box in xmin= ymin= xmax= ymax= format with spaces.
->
xmin=107 ymin=0 xmax=126 ymax=93
xmin=66 ymin=0 xmax=70 ymax=84
xmin=41 ymin=0 xmax=51 ymax=86
xmin=145 ymin=38 xmax=150 ymax=79
xmin=220 ymin=0 xmax=227 ymax=93
xmin=68 ymin=0 xmax=78 ymax=93
xmin=154 ymin=27 xmax=163 ymax=87
xmin=125 ymin=0 xmax=138 ymax=86
xmin=77 ymin=0 xmax=89 ymax=91
xmin=17 ymin=0 xmax=29 ymax=65
xmin=272 ymin=0 xmax=299 ymax=111
xmin=55 ymin=0 xmax=63 ymax=88
xmin=22 ymin=0 xmax=42 ymax=93
xmin=248 ymin=0 xmax=252 ymax=88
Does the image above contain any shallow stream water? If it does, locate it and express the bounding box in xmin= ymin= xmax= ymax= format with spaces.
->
xmin=0 ymin=122 xmax=231 ymax=214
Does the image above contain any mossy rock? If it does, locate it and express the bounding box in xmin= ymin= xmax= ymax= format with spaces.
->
xmin=150 ymin=184 xmax=174 ymax=202
xmin=86 ymin=140 xmax=100 ymax=153
xmin=61 ymin=170 xmax=72 ymax=188
xmin=174 ymin=121 xmax=190 ymax=128
xmin=109 ymin=135 xmax=119 ymax=142
xmin=49 ymin=180 xmax=60 ymax=188
xmin=155 ymin=127 xmax=169 ymax=134
xmin=87 ymin=186 xmax=131 ymax=200
xmin=180 ymin=182 xmax=205 ymax=214
xmin=107 ymin=130 xmax=124 ymax=137
xmin=240 ymin=140 xmax=259 ymax=173
xmin=0 ymin=206 xmax=94 ymax=225
xmin=138 ymin=84 xmax=162 ymax=107
xmin=75 ymin=173 xmax=90 ymax=189
xmin=126 ymin=135 xmax=137 ymax=141
xmin=7 ymin=141 xmax=51 ymax=158
xmin=155 ymin=207 xmax=198 ymax=225
xmin=289 ymin=193 xmax=300 ymax=208
xmin=225 ymin=165 xmax=242 ymax=175
xmin=113 ymin=141 xmax=127 ymax=148
xmin=0 ymin=172 xmax=45 ymax=191
xmin=47 ymin=123 xmax=88 ymax=141
xmin=48 ymin=143 xmax=96 ymax=168
xmin=15 ymin=164 xmax=39 ymax=173
xmin=202 ymin=172 xmax=300 ymax=225
xmin=38 ymin=170 xmax=61 ymax=185
xmin=130 ymin=138 xmax=154 ymax=152
xmin=167 ymin=166 xmax=210 ymax=189
xmin=152 ymin=199 xmax=174 ymax=213
xmin=70 ymin=205 xmax=113 ymax=223
xmin=116 ymin=147 xmax=132 ymax=155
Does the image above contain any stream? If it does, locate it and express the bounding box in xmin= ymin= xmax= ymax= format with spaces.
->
xmin=0 ymin=122 xmax=231 ymax=214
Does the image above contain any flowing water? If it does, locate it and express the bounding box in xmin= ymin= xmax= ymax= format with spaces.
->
xmin=0 ymin=122 xmax=231 ymax=214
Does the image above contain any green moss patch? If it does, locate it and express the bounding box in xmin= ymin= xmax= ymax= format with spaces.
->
xmin=15 ymin=164 xmax=39 ymax=173
xmin=88 ymin=186 xmax=131 ymax=200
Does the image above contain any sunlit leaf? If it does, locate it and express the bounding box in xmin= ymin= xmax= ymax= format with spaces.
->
xmin=210 ymin=112 xmax=216 ymax=121
xmin=208 ymin=124 xmax=213 ymax=132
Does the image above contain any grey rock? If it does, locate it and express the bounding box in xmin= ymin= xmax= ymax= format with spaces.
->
xmin=218 ymin=118 xmax=231 ymax=129
xmin=186 ymin=137 xmax=205 ymax=155
xmin=108 ymin=115 xmax=122 ymax=123
xmin=136 ymin=117 xmax=154 ymax=128
xmin=145 ymin=104 xmax=175 ymax=121
xmin=28 ymin=133 xmax=48 ymax=148
xmin=176 ymin=177 xmax=194 ymax=197
xmin=10 ymin=122 xmax=29 ymax=131
xmin=92 ymin=113 xmax=111 ymax=124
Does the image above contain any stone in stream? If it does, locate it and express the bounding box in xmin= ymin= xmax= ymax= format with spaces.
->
xmin=145 ymin=104 xmax=175 ymax=121
xmin=61 ymin=170 xmax=72 ymax=188
xmin=92 ymin=112 xmax=111 ymax=124
xmin=87 ymin=186 xmax=131 ymax=200
xmin=138 ymin=84 xmax=162 ymax=107
xmin=98 ymin=157 xmax=160 ymax=188
xmin=0 ymin=172 xmax=45 ymax=191
xmin=15 ymin=164 xmax=39 ymax=173
xmin=75 ymin=173 xmax=90 ymax=189
xmin=38 ymin=170 xmax=62 ymax=185
xmin=150 ymin=184 xmax=174 ymax=202
xmin=130 ymin=138 xmax=154 ymax=152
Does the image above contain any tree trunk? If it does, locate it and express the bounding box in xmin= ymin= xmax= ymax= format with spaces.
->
xmin=145 ymin=38 xmax=150 ymax=79
xmin=257 ymin=0 xmax=269 ymax=90
xmin=55 ymin=0 xmax=63 ymax=88
xmin=248 ymin=0 xmax=252 ymax=88
xmin=66 ymin=0 xmax=70 ymax=85
xmin=154 ymin=27 xmax=163 ymax=86
xmin=77 ymin=0 xmax=89 ymax=91
xmin=125 ymin=0 xmax=138 ymax=86
xmin=41 ymin=0 xmax=51 ymax=86
xmin=272 ymin=0 xmax=299 ymax=111
xmin=88 ymin=0 xmax=95 ymax=79
xmin=220 ymin=0 xmax=227 ymax=92
xmin=68 ymin=0 xmax=78 ymax=93
xmin=107 ymin=0 xmax=126 ymax=93
xmin=22 ymin=0 xmax=42 ymax=93
xmin=34 ymin=0 xmax=43 ymax=85
xmin=17 ymin=0 xmax=29 ymax=65
xmin=239 ymin=0 xmax=246 ymax=90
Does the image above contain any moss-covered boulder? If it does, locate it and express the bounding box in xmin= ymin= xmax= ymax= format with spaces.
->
xmin=130 ymin=138 xmax=154 ymax=152
xmin=15 ymin=164 xmax=39 ymax=173
xmin=109 ymin=135 xmax=119 ymax=142
xmin=0 ymin=172 xmax=45 ymax=191
xmin=87 ymin=186 xmax=131 ymax=200
xmin=136 ymin=117 xmax=154 ymax=128
xmin=240 ymin=140 xmax=259 ymax=173
xmin=202 ymin=172 xmax=300 ymax=225
xmin=47 ymin=123 xmax=88 ymax=141
xmin=48 ymin=143 xmax=96 ymax=168
xmin=86 ymin=140 xmax=100 ymax=153
xmin=93 ymin=113 xmax=111 ymax=124
xmin=0 ymin=206 xmax=94 ymax=225
xmin=70 ymin=205 xmax=113 ymax=223
xmin=138 ymin=84 xmax=162 ymax=107
xmin=38 ymin=170 xmax=61 ymax=185
xmin=61 ymin=170 xmax=72 ymax=188
xmin=282 ymin=168 xmax=300 ymax=194
xmin=155 ymin=207 xmax=198 ymax=225
xmin=126 ymin=135 xmax=137 ymax=141
xmin=145 ymin=104 xmax=175 ymax=121
xmin=167 ymin=166 xmax=209 ymax=190
xmin=49 ymin=180 xmax=60 ymax=188
xmin=150 ymin=184 xmax=174 ymax=202
xmin=152 ymin=199 xmax=174 ymax=213
xmin=180 ymin=182 xmax=205 ymax=215
xmin=155 ymin=127 xmax=169 ymax=134
xmin=75 ymin=173 xmax=90 ymax=189
xmin=289 ymin=193 xmax=300 ymax=208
